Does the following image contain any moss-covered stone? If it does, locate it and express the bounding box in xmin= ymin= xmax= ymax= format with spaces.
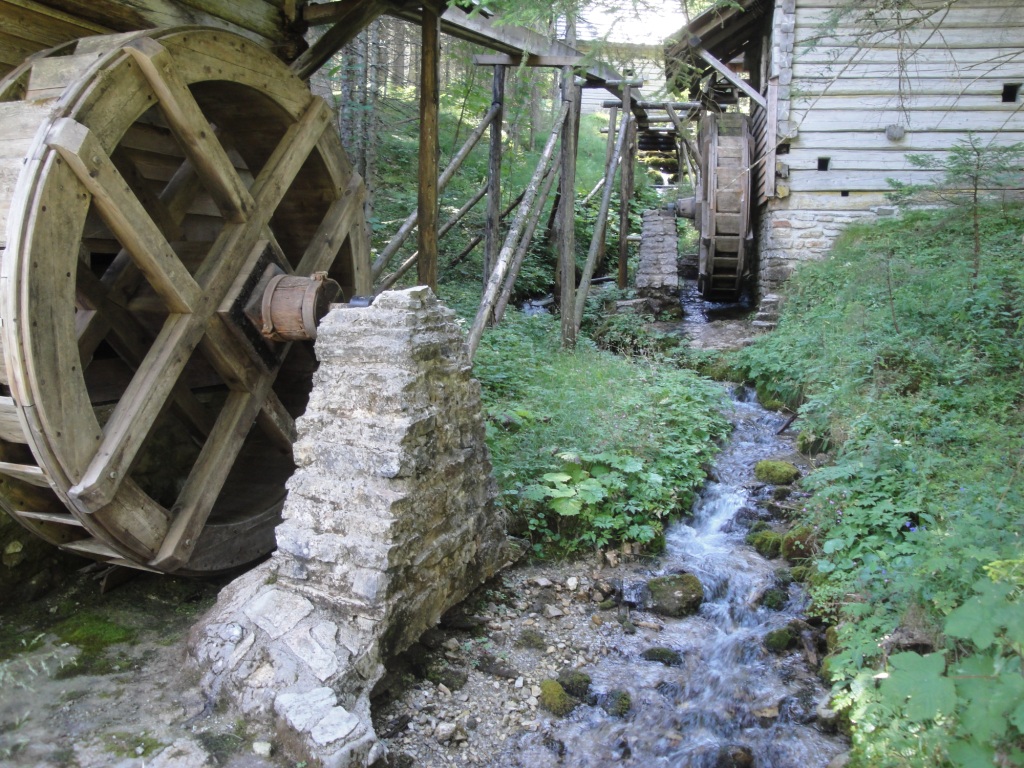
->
xmin=437 ymin=666 xmax=468 ymax=691
xmin=797 ymin=430 xmax=828 ymax=455
xmin=746 ymin=530 xmax=783 ymax=559
xmin=51 ymin=612 xmax=137 ymax=677
xmin=755 ymin=383 xmax=786 ymax=411
xmin=774 ymin=568 xmax=794 ymax=588
xmin=517 ymin=628 xmax=547 ymax=650
xmin=602 ymin=689 xmax=632 ymax=717
xmin=620 ymin=618 xmax=637 ymax=635
xmin=754 ymin=460 xmax=801 ymax=485
xmin=597 ymin=599 xmax=617 ymax=611
xmin=782 ymin=526 xmax=816 ymax=563
xmin=759 ymin=588 xmax=787 ymax=611
xmin=646 ymin=573 xmax=703 ymax=617
xmin=539 ymin=679 xmax=576 ymax=717
xmin=641 ymin=647 xmax=682 ymax=666
xmin=557 ymin=669 xmax=592 ymax=699
xmin=764 ymin=627 xmax=795 ymax=652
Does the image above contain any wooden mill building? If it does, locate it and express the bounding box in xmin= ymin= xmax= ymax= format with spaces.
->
xmin=666 ymin=0 xmax=1024 ymax=296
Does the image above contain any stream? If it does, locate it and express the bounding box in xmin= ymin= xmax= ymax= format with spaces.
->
xmin=505 ymin=387 xmax=848 ymax=767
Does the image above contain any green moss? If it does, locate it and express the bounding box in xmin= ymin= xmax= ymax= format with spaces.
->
xmin=790 ymin=565 xmax=811 ymax=583
xmin=517 ymin=628 xmax=547 ymax=650
xmin=195 ymin=731 xmax=246 ymax=763
xmin=781 ymin=526 xmax=816 ymax=563
xmin=51 ymin=612 xmax=137 ymax=677
xmin=819 ymin=653 xmax=837 ymax=684
xmin=620 ymin=618 xmax=637 ymax=635
xmin=796 ymin=429 xmax=828 ymax=455
xmin=647 ymin=573 xmax=704 ymax=617
xmin=759 ymin=588 xmax=787 ymax=611
xmin=754 ymin=460 xmax=800 ymax=485
xmin=103 ymin=731 xmax=165 ymax=758
xmin=597 ymin=599 xmax=617 ymax=611
xmin=755 ymin=382 xmax=786 ymax=411
xmin=539 ymin=679 xmax=576 ymax=717
xmin=641 ymin=647 xmax=682 ymax=666
xmin=746 ymin=530 xmax=783 ymax=559
xmin=764 ymin=628 xmax=795 ymax=652
xmin=557 ymin=669 xmax=591 ymax=699
xmin=602 ymin=689 xmax=632 ymax=717
xmin=825 ymin=625 xmax=840 ymax=653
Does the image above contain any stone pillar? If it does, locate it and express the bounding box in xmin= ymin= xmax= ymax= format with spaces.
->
xmin=190 ymin=287 xmax=509 ymax=768
xmin=635 ymin=209 xmax=682 ymax=317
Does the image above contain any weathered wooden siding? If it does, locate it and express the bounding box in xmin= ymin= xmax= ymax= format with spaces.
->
xmin=0 ymin=0 xmax=297 ymax=80
xmin=781 ymin=0 xmax=1024 ymax=204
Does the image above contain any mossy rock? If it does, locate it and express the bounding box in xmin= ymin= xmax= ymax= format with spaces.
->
xmin=699 ymin=358 xmax=745 ymax=382
xmin=790 ymin=565 xmax=811 ymax=583
xmin=774 ymin=568 xmax=794 ymax=588
xmin=517 ymin=628 xmax=547 ymax=650
xmin=539 ymin=679 xmax=576 ymax=717
xmin=646 ymin=573 xmax=703 ymax=618
xmin=754 ymin=460 xmax=800 ymax=485
xmin=597 ymin=599 xmax=617 ymax=611
xmin=758 ymin=588 xmax=787 ymax=611
xmin=764 ymin=627 xmax=795 ymax=653
xmin=641 ymin=647 xmax=682 ymax=666
xmin=746 ymin=530 xmax=783 ymax=559
xmin=819 ymin=653 xmax=837 ymax=684
xmin=437 ymin=666 xmax=468 ymax=692
xmin=557 ymin=669 xmax=592 ymax=699
xmin=748 ymin=521 xmax=770 ymax=534
xmin=601 ymin=689 xmax=632 ymax=717
xmin=782 ymin=526 xmax=816 ymax=563
xmin=755 ymin=383 xmax=786 ymax=411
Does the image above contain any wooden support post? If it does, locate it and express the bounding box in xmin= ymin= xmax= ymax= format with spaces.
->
xmin=573 ymin=108 xmax=628 ymax=331
xmin=418 ymin=5 xmax=441 ymax=290
xmin=557 ymin=68 xmax=579 ymax=350
xmin=485 ymin=65 xmax=505 ymax=289
xmin=618 ymin=116 xmax=636 ymax=289
xmin=468 ymin=100 xmax=569 ymax=358
xmin=494 ymin=164 xmax=558 ymax=322
xmin=617 ymin=83 xmax=634 ymax=290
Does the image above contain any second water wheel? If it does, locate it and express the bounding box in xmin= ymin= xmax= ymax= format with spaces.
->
xmin=0 ymin=28 xmax=370 ymax=575
xmin=690 ymin=112 xmax=754 ymax=300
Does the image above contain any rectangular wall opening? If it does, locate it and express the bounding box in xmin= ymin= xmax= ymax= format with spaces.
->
xmin=1003 ymin=83 xmax=1020 ymax=103
xmin=817 ymin=157 xmax=831 ymax=171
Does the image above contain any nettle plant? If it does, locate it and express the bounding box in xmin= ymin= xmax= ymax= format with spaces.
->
xmin=520 ymin=451 xmax=679 ymax=556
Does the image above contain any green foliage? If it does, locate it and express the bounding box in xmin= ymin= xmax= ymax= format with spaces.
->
xmin=734 ymin=205 xmax=1024 ymax=766
xmin=474 ymin=311 xmax=728 ymax=556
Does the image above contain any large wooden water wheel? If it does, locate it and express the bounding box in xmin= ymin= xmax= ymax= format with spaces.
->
xmin=0 ymin=28 xmax=370 ymax=574
xmin=692 ymin=112 xmax=754 ymax=299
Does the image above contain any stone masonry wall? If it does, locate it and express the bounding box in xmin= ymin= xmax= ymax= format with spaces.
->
xmin=189 ymin=287 xmax=509 ymax=767
xmin=757 ymin=205 xmax=899 ymax=294
xmin=635 ymin=209 xmax=681 ymax=317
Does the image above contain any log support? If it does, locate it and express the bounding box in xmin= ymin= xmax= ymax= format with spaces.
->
xmin=484 ymin=64 xmax=505 ymax=289
xmin=417 ymin=5 xmax=441 ymax=290
xmin=557 ymin=69 xmax=579 ymax=349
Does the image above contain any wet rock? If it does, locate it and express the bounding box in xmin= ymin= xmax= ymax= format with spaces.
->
xmin=597 ymin=599 xmax=617 ymax=610
xmin=716 ymin=744 xmax=755 ymax=767
xmin=746 ymin=530 xmax=783 ymax=559
xmin=758 ymin=587 xmax=787 ymax=611
xmin=764 ymin=627 xmax=795 ymax=652
xmin=532 ymin=577 xmax=554 ymax=588
xmin=601 ymin=690 xmax=632 ymax=717
xmin=754 ymin=460 xmax=800 ymax=485
xmin=620 ymin=618 xmax=638 ymax=635
xmin=556 ymin=669 xmax=591 ymax=699
xmin=772 ymin=485 xmax=793 ymax=501
xmin=816 ymin=696 xmax=842 ymax=734
xmin=827 ymin=752 xmax=851 ymax=768
xmin=647 ymin=573 xmax=704 ymax=617
xmin=538 ymin=679 xmax=576 ymax=717
xmin=252 ymin=741 xmax=272 ymax=757
xmin=641 ymin=647 xmax=682 ymax=666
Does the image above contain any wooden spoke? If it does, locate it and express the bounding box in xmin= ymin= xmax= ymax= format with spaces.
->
xmin=152 ymin=386 xmax=267 ymax=571
xmin=295 ymin=175 xmax=363 ymax=276
xmin=126 ymin=37 xmax=255 ymax=224
xmin=48 ymin=118 xmax=202 ymax=314
xmin=70 ymin=312 xmax=207 ymax=511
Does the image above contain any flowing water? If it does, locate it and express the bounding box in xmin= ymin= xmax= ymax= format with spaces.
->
xmin=508 ymin=387 xmax=848 ymax=767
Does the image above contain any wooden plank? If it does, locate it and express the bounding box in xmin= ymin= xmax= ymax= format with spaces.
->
xmin=0 ymin=395 xmax=25 ymax=443
xmin=294 ymin=175 xmax=363 ymax=275
xmin=47 ymin=118 xmax=202 ymax=314
xmin=558 ymin=71 xmax=578 ymax=346
xmin=15 ymin=509 xmax=82 ymax=526
xmin=484 ymin=64 xmax=504 ymax=290
xmin=786 ymin=168 xmax=965 ymax=192
xmin=0 ymin=460 xmax=48 ymax=486
xmin=24 ymin=53 xmax=98 ymax=101
xmin=126 ymin=37 xmax=255 ymax=223
xmin=291 ymin=0 xmax=389 ymax=81
xmin=418 ymin=5 xmax=440 ymax=291
xmin=473 ymin=53 xmax=582 ymax=67
xmin=696 ymin=47 xmax=766 ymax=108
xmin=62 ymin=537 xmax=121 ymax=559
xmin=785 ymin=130 xmax=1024 ymax=151
xmin=791 ymin=108 xmax=1024 ymax=133
xmin=151 ymin=387 xmax=263 ymax=570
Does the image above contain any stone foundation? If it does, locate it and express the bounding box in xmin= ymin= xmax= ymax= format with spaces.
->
xmin=756 ymin=204 xmax=899 ymax=297
xmin=635 ymin=209 xmax=681 ymax=317
xmin=189 ymin=287 xmax=509 ymax=767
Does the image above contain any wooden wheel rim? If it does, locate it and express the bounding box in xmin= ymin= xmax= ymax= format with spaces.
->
xmin=1 ymin=29 xmax=369 ymax=574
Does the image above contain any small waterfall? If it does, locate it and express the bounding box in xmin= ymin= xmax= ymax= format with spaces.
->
xmin=506 ymin=387 xmax=846 ymax=767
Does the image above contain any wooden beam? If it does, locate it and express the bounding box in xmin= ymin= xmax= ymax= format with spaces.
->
xmin=618 ymin=115 xmax=636 ymax=289
xmin=484 ymin=64 xmax=504 ymax=291
xmin=695 ymin=47 xmax=765 ymax=109
xmin=473 ymin=54 xmax=582 ymax=67
xmin=557 ymin=70 xmax=579 ymax=350
xmin=291 ymin=0 xmax=390 ymax=81
xmin=417 ymin=4 xmax=440 ymax=290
